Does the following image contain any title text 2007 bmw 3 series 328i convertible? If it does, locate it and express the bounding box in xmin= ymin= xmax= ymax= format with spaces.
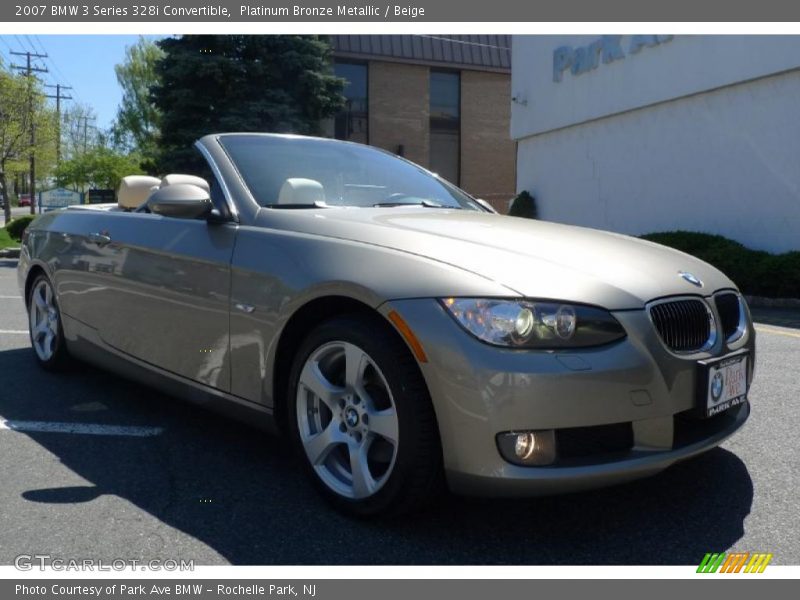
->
xmin=18 ymin=134 xmax=755 ymax=516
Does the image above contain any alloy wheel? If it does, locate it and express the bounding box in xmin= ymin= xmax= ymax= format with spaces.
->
xmin=296 ymin=341 xmax=399 ymax=499
xmin=29 ymin=279 xmax=60 ymax=362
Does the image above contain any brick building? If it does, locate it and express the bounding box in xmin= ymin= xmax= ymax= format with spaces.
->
xmin=326 ymin=35 xmax=516 ymax=212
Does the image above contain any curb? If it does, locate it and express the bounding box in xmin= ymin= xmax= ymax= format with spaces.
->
xmin=0 ymin=248 xmax=20 ymax=259
xmin=745 ymin=295 xmax=800 ymax=309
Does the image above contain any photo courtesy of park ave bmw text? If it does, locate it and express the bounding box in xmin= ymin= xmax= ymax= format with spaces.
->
xmin=0 ymin=0 xmax=799 ymax=593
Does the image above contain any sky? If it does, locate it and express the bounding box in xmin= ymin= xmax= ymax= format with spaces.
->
xmin=0 ymin=35 xmax=164 ymax=131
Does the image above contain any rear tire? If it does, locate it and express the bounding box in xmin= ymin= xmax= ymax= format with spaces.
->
xmin=287 ymin=313 xmax=442 ymax=516
xmin=27 ymin=273 xmax=70 ymax=371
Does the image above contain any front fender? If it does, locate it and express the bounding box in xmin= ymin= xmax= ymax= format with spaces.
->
xmin=228 ymin=224 xmax=516 ymax=406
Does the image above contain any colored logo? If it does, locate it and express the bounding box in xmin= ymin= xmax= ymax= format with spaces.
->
xmin=697 ymin=552 xmax=773 ymax=573
xmin=711 ymin=372 xmax=724 ymax=402
xmin=679 ymin=271 xmax=703 ymax=287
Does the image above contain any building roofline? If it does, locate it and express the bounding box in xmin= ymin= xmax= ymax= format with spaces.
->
xmin=330 ymin=35 xmax=511 ymax=74
xmin=332 ymin=51 xmax=511 ymax=74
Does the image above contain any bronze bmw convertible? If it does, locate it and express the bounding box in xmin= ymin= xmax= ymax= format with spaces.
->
xmin=17 ymin=133 xmax=755 ymax=515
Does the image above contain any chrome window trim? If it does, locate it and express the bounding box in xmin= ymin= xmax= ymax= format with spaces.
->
xmin=194 ymin=140 xmax=240 ymax=222
xmin=645 ymin=295 xmax=718 ymax=355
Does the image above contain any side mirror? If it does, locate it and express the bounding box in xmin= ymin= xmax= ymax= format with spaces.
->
xmin=475 ymin=198 xmax=498 ymax=213
xmin=147 ymin=184 xmax=212 ymax=220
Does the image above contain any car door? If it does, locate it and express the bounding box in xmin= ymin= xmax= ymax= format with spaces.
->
xmin=88 ymin=201 xmax=236 ymax=392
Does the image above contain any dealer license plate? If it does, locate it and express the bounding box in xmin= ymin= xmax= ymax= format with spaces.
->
xmin=698 ymin=351 xmax=749 ymax=418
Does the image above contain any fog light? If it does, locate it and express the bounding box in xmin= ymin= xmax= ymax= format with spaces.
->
xmin=515 ymin=432 xmax=536 ymax=459
xmin=497 ymin=430 xmax=556 ymax=466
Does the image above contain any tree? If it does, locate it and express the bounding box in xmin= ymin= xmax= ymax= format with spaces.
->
xmin=0 ymin=67 xmax=31 ymax=223
xmin=62 ymin=102 xmax=100 ymax=159
xmin=0 ymin=63 xmax=57 ymax=222
xmin=55 ymin=145 xmax=143 ymax=193
xmin=112 ymin=36 xmax=163 ymax=166
xmin=152 ymin=35 xmax=345 ymax=172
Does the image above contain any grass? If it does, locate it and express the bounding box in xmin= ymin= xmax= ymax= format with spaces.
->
xmin=0 ymin=226 xmax=18 ymax=250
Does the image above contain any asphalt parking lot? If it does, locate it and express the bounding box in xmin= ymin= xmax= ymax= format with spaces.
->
xmin=1 ymin=257 xmax=798 ymax=566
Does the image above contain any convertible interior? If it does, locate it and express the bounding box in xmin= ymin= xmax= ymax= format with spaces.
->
xmin=73 ymin=173 xmax=341 ymax=214
xmin=68 ymin=174 xmax=210 ymax=213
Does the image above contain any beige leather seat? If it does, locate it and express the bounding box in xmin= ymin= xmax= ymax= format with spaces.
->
xmin=277 ymin=178 xmax=326 ymax=205
xmin=160 ymin=174 xmax=210 ymax=192
xmin=118 ymin=176 xmax=162 ymax=210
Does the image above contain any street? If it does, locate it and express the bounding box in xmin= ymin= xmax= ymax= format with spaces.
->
xmin=0 ymin=256 xmax=798 ymax=566
xmin=2 ymin=206 xmax=36 ymax=224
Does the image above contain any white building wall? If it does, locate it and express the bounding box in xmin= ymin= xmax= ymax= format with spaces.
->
xmin=512 ymin=36 xmax=800 ymax=253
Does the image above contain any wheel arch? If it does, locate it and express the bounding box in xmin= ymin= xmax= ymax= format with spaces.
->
xmin=24 ymin=263 xmax=48 ymax=305
xmin=271 ymin=295 xmax=428 ymax=434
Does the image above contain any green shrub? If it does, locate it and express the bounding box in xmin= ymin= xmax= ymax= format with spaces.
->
xmin=508 ymin=190 xmax=538 ymax=219
xmin=641 ymin=231 xmax=800 ymax=298
xmin=760 ymin=251 xmax=800 ymax=298
xmin=5 ymin=215 xmax=36 ymax=242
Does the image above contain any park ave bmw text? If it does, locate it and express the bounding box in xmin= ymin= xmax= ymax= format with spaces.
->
xmin=16 ymin=585 xmax=316 ymax=597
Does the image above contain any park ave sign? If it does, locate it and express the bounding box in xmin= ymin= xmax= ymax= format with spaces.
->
xmin=553 ymin=35 xmax=674 ymax=82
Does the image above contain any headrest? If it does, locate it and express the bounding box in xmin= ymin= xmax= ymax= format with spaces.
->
xmin=118 ymin=176 xmax=162 ymax=210
xmin=277 ymin=178 xmax=325 ymax=205
xmin=160 ymin=174 xmax=210 ymax=192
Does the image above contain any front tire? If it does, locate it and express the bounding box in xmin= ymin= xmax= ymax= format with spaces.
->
xmin=27 ymin=274 xmax=70 ymax=370
xmin=287 ymin=314 xmax=442 ymax=516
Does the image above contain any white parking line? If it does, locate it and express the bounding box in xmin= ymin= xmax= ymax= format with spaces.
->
xmin=0 ymin=420 xmax=164 ymax=437
xmin=0 ymin=330 xmax=27 ymax=335
xmin=0 ymin=295 xmax=21 ymax=299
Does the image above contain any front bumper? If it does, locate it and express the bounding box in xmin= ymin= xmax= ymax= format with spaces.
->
xmin=382 ymin=298 xmax=755 ymax=497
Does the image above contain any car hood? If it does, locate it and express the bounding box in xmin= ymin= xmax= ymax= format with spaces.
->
xmin=261 ymin=208 xmax=736 ymax=309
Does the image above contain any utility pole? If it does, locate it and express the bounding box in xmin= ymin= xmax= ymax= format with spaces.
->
xmin=80 ymin=116 xmax=97 ymax=154
xmin=11 ymin=50 xmax=48 ymax=215
xmin=45 ymin=84 xmax=73 ymax=166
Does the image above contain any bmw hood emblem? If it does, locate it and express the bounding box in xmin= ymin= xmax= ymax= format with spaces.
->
xmin=679 ymin=271 xmax=703 ymax=287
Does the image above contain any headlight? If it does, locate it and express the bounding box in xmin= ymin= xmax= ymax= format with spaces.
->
xmin=440 ymin=298 xmax=626 ymax=348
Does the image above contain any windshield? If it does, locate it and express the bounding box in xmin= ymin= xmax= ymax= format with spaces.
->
xmin=218 ymin=135 xmax=483 ymax=210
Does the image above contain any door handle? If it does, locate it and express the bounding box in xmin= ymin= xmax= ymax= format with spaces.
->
xmin=88 ymin=232 xmax=112 ymax=246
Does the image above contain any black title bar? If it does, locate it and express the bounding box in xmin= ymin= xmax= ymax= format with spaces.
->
xmin=4 ymin=0 xmax=800 ymax=22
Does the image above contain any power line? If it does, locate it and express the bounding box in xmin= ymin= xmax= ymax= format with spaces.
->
xmin=0 ymin=36 xmax=13 ymax=54
xmin=5 ymin=37 xmax=79 ymax=137
xmin=1 ymin=37 xmax=42 ymax=76
xmin=0 ymin=35 xmax=14 ymax=64
xmin=27 ymin=36 xmax=56 ymax=86
xmin=34 ymin=38 xmax=73 ymax=88
xmin=31 ymin=36 xmax=86 ymax=107
xmin=31 ymin=36 xmax=52 ymax=63
xmin=13 ymin=35 xmax=32 ymax=53
xmin=24 ymin=35 xmax=57 ymax=86
xmin=24 ymin=35 xmax=39 ymax=53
